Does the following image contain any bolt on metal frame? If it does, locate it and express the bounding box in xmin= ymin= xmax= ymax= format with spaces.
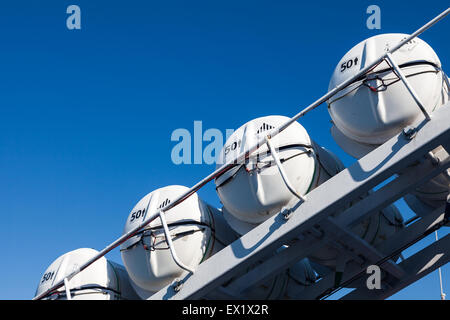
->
xmin=33 ymin=7 xmax=450 ymax=300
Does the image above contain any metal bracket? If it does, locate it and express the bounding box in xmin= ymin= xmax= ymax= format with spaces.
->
xmin=385 ymin=52 xmax=431 ymax=121
xmin=322 ymin=217 xmax=405 ymax=279
xmin=265 ymin=135 xmax=307 ymax=203
xmin=341 ymin=234 xmax=450 ymax=300
xmin=63 ymin=277 xmax=72 ymax=300
xmin=159 ymin=210 xmax=195 ymax=275
xmin=403 ymin=126 xmax=417 ymax=140
xmin=281 ymin=207 xmax=293 ymax=221
xmin=32 ymin=8 xmax=450 ymax=301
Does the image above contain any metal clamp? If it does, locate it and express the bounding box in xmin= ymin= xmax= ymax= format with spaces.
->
xmin=385 ymin=52 xmax=431 ymax=121
xmin=159 ymin=210 xmax=195 ymax=274
xmin=173 ymin=279 xmax=184 ymax=293
xmin=265 ymin=136 xmax=307 ymax=203
xmin=402 ymin=126 xmax=417 ymax=140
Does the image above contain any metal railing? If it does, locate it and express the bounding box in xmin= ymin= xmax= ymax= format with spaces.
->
xmin=33 ymin=7 xmax=450 ymax=300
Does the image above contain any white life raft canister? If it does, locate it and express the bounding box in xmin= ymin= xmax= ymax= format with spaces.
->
xmin=214 ymin=115 xmax=404 ymax=269
xmin=120 ymin=184 xmax=315 ymax=300
xmin=35 ymin=248 xmax=139 ymax=300
xmin=327 ymin=33 xmax=449 ymax=210
xmin=215 ymin=115 xmax=344 ymax=235
xmin=120 ymin=185 xmax=234 ymax=299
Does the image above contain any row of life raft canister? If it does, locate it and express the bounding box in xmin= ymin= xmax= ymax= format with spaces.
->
xmin=35 ymin=33 xmax=448 ymax=299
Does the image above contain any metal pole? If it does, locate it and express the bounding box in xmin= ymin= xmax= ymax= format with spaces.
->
xmin=63 ymin=278 xmax=72 ymax=300
xmin=265 ymin=136 xmax=307 ymax=202
xmin=435 ymin=230 xmax=446 ymax=300
xmin=159 ymin=210 xmax=195 ymax=274
xmin=32 ymin=8 xmax=450 ymax=300
xmin=385 ymin=52 xmax=431 ymax=120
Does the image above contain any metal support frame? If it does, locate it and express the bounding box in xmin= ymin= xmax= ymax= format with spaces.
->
xmin=33 ymin=8 xmax=450 ymax=301
xmin=149 ymin=103 xmax=450 ymax=300
xmin=224 ymin=239 xmax=324 ymax=296
xmin=320 ymin=217 xmax=405 ymax=279
xmin=297 ymin=204 xmax=448 ymax=299
xmin=341 ymin=234 xmax=450 ymax=300
xmin=337 ymin=197 xmax=450 ymax=299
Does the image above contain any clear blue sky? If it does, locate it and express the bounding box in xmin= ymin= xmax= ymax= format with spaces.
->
xmin=0 ymin=1 xmax=448 ymax=300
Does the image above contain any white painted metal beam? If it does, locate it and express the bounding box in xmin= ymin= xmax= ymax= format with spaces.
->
xmin=292 ymin=205 xmax=447 ymax=299
xmin=341 ymin=234 xmax=450 ymax=300
xmin=321 ymin=217 xmax=405 ymax=279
